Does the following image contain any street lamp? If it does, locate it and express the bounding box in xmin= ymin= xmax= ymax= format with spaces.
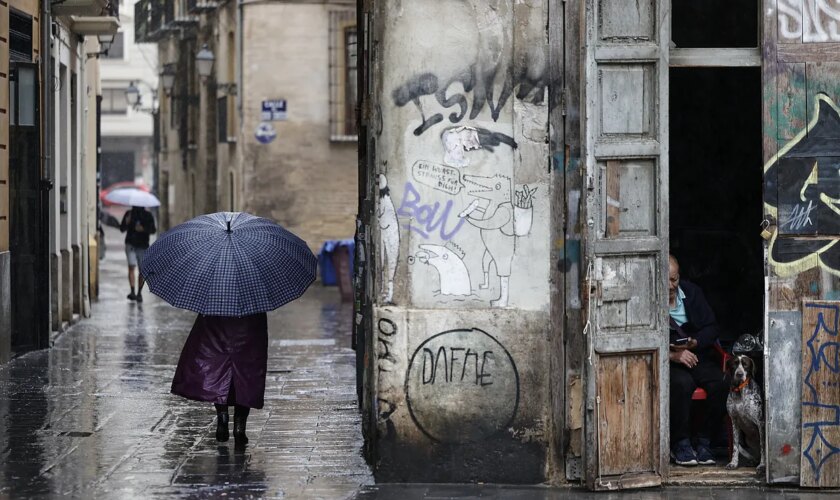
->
xmin=196 ymin=44 xmax=215 ymax=81
xmin=124 ymin=80 xmax=158 ymax=113
xmin=125 ymin=80 xmax=141 ymax=108
xmin=160 ymin=64 xmax=176 ymax=96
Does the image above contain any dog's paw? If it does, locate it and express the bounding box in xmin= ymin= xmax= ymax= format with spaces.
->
xmin=725 ymin=462 xmax=738 ymax=470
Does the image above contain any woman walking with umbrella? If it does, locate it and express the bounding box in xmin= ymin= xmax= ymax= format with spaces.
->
xmin=140 ymin=212 xmax=317 ymax=445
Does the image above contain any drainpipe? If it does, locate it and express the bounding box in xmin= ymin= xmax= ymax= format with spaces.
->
xmin=39 ymin=0 xmax=53 ymax=347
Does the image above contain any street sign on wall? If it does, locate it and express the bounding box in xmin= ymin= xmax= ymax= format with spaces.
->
xmin=261 ymin=99 xmax=287 ymax=121
xmin=255 ymin=122 xmax=277 ymax=144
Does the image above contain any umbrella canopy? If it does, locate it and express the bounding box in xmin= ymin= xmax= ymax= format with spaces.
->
xmin=140 ymin=212 xmax=317 ymax=317
xmin=104 ymin=188 xmax=161 ymax=208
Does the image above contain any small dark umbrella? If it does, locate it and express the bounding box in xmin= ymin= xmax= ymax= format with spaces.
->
xmin=140 ymin=212 xmax=317 ymax=317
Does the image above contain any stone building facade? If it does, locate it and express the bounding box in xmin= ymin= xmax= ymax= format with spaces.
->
xmin=357 ymin=0 xmax=840 ymax=491
xmin=139 ymin=0 xmax=358 ymax=253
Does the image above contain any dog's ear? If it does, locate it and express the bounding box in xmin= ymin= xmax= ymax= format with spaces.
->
xmin=726 ymin=356 xmax=737 ymax=374
xmin=743 ymin=356 xmax=755 ymax=378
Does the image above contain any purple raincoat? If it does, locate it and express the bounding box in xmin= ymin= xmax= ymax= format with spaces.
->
xmin=171 ymin=313 xmax=268 ymax=409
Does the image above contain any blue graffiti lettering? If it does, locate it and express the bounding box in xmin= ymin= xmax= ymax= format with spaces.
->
xmin=397 ymin=182 xmax=466 ymax=241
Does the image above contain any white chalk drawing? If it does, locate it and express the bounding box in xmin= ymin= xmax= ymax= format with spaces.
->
xmin=458 ymin=174 xmax=536 ymax=307
xmin=378 ymin=174 xmax=400 ymax=303
xmin=411 ymin=160 xmax=466 ymax=195
xmin=442 ymin=126 xmax=481 ymax=167
xmin=779 ymin=0 xmax=840 ymax=42
xmin=416 ymin=242 xmax=472 ymax=296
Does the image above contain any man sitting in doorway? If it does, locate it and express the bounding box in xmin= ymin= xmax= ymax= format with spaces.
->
xmin=668 ymin=254 xmax=729 ymax=466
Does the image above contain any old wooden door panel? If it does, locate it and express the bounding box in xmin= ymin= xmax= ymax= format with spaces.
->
xmin=596 ymin=353 xmax=658 ymax=477
xmin=602 ymin=159 xmax=657 ymax=239
xmin=582 ymin=0 xmax=668 ymax=490
xmin=800 ymin=301 xmax=840 ymax=488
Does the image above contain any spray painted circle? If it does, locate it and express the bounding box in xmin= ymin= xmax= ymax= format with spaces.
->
xmin=405 ymin=328 xmax=519 ymax=443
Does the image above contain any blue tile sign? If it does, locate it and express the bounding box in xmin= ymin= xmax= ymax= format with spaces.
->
xmin=261 ymin=99 xmax=288 ymax=121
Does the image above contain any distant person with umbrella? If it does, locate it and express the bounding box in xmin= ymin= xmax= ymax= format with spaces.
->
xmin=119 ymin=206 xmax=156 ymax=301
xmin=140 ymin=212 xmax=316 ymax=445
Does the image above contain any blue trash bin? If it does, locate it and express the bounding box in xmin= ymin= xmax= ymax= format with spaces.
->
xmin=318 ymin=239 xmax=355 ymax=287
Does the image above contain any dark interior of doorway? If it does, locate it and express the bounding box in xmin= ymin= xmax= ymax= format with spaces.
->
xmin=672 ymin=0 xmax=758 ymax=48
xmin=668 ymin=66 xmax=764 ymax=484
xmin=669 ymin=67 xmax=764 ymax=349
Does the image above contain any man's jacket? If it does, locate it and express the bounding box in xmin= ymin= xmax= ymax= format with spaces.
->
xmin=120 ymin=208 xmax=156 ymax=249
xmin=670 ymin=279 xmax=721 ymax=364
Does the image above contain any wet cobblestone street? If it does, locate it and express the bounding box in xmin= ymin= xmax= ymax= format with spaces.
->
xmin=0 ymin=228 xmax=372 ymax=499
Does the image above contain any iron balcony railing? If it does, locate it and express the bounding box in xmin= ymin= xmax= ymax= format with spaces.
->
xmin=186 ymin=0 xmax=219 ymax=14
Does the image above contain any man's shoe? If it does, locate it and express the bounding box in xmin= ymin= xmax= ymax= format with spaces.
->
xmin=671 ymin=438 xmax=698 ymax=466
xmin=135 ymin=293 xmax=143 ymax=303
xmin=127 ymin=292 xmax=137 ymax=301
xmin=695 ymin=439 xmax=716 ymax=465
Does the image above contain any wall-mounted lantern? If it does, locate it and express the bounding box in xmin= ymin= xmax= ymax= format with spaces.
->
xmin=160 ymin=64 xmax=176 ymax=95
xmin=196 ymin=44 xmax=215 ymax=82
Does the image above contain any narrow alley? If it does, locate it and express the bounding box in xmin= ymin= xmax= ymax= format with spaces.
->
xmin=0 ymin=228 xmax=372 ymax=498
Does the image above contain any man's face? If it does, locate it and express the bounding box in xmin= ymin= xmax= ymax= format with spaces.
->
xmin=668 ymin=261 xmax=679 ymax=298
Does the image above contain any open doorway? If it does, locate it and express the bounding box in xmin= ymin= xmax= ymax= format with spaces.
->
xmin=668 ymin=66 xmax=764 ymax=481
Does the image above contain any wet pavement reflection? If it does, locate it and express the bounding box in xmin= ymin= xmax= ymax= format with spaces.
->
xmin=0 ymin=228 xmax=372 ymax=498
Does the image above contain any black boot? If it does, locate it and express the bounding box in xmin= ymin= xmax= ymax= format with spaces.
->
xmin=215 ymin=404 xmax=229 ymax=442
xmin=233 ymin=405 xmax=250 ymax=444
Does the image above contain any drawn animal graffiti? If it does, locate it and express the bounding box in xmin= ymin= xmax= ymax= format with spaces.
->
xmin=779 ymin=0 xmax=840 ymax=42
xmin=378 ymin=175 xmax=400 ymax=303
xmin=458 ymin=174 xmax=536 ymax=307
xmin=416 ymin=242 xmax=471 ymax=296
xmin=397 ymin=181 xmax=467 ymax=241
xmin=764 ymin=93 xmax=840 ymax=277
xmin=801 ymin=302 xmax=840 ymax=484
xmin=405 ymin=328 xmax=519 ymax=443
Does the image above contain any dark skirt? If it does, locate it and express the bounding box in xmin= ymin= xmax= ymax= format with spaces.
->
xmin=171 ymin=313 xmax=268 ymax=409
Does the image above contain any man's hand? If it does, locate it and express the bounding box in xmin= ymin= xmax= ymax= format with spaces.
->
xmin=134 ymin=222 xmax=145 ymax=232
xmin=670 ymin=348 xmax=699 ymax=369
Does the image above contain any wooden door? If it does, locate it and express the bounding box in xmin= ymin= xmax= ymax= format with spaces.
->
xmin=580 ymin=0 xmax=669 ymax=490
xmin=9 ymin=62 xmax=46 ymax=352
xmin=762 ymin=0 xmax=840 ymax=488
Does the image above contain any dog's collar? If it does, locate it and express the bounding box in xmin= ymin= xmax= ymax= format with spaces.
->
xmin=731 ymin=378 xmax=750 ymax=393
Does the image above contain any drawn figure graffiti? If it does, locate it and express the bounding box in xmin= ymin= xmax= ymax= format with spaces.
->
xmin=378 ymin=174 xmax=400 ymax=303
xmin=458 ymin=175 xmax=535 ymax=307
xmin=416 ymin=242 xmax=471 ymax=296
xmin=801 ymin=302 xmax=840 ymax=484
xmin=764 ymin=93 xmax=840 ymax=277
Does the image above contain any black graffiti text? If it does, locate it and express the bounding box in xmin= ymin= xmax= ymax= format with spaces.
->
xmin=421 ymin=347 xmax=494 ymax=387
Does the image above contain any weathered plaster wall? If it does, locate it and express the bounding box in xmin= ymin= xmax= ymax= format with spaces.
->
xmin=371 ymin=0 xmax=552 ymax=482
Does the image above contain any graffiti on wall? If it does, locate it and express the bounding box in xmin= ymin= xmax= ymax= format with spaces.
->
xmin=377 ymin=318 xmax=400 ymax=427
xmin=764 ymin=93 xmax=840 ymax=277
xmin=405 ymin=328 xmax=519 ymax=443
xmin=801 ymin=302 xmax=840 ymax=484
xmin=378 ymin=175 xmax=401 ymax=303
xmin=779 ymin=0 xmax=840 ymax=42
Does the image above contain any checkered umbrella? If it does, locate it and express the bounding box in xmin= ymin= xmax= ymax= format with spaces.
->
xmin=140 ymin=212 xmax=317 ymax=317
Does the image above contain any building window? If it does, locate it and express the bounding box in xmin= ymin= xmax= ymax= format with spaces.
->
xmin=104 ymin=32 xmax=125 ymax=59
xmin=101 ymin=88 xmax=128 ymax=115
xmin=329 ymin=10 xmax=357 ymax=141
xmin=9 ymin=10 xmax=33 ymax=62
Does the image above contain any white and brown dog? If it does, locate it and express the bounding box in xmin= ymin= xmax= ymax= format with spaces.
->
xmin=725 ymin=355 xmax=765 ymax=473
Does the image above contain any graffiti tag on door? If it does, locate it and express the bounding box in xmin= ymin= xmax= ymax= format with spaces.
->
xmin=764 ymin=93 xmax=840 ymax=277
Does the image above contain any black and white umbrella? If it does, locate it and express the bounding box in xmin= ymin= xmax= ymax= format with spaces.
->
xmin=140 ymin=212 xmax=317 ymax=317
